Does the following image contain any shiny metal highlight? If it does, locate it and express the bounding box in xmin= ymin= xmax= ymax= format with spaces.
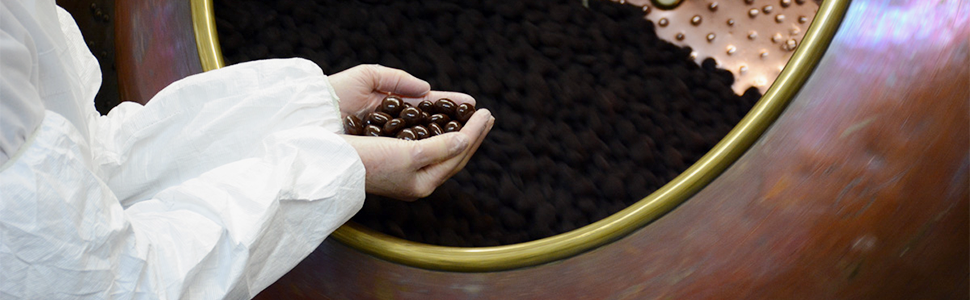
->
xmin=192 ymin=0 xmax=849 ymax=272
xmin=191 ymin=0 xmax=224 ymax=71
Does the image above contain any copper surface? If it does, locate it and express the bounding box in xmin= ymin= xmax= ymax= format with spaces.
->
xmin=628 ymin=0 xmax=819 ymax=94
xmin=57 ymin=0 xmax=121 ymax=113
xmin=327 ymin=0 xmax=846 ymax=271
xmin=115 ymin=0 xmax=202 ymax=104
xmin=116 ymin=0 xmax=968 ymax=297
xmin=253 ymin=0 xmax=968 ymax=297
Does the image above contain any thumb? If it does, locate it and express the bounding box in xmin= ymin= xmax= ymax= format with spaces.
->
xmin=367 ymin=65 xmax=431 ymax=97
xmin=411 ymin=133 xmax=469 ymax=167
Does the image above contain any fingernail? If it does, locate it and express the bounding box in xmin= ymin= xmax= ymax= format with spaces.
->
xmin=451 ymin=134 xmax=469 ymax=155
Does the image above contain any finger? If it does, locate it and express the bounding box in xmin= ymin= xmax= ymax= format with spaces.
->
xmin=409 ymin=131 xmax=469 ymax=168
xmin=402 ymin=91 xmax=476 ymax=106
xmin=418 ymin=109 xmax=493 ymax=180
xmin=447 ymin=109 xmax=494 ymax=177
xmin=363 ymin=64 xmax=431 ymax=97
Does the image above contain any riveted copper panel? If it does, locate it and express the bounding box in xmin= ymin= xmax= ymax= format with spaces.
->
xmin=625 ymin=0 xmax=819 ymax=94
xmin=253 ymin=0 xmax=968 ymax=298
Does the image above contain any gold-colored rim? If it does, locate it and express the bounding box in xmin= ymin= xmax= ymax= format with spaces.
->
xmin=192 ymin=0 xmax=849 ymax=272
xmin=191 ymin=0 xmax=224 ymax=71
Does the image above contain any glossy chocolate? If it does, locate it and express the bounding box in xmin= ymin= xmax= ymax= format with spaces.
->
xmin=400 ymin=107 xmax=423 ymax=126
xmin=420 ymin=112 xmax=431 ymax=125
xmin=396 ymin=128 xmax=417 ymax=140
xmin=434 ymin=98 xmax=457 ymax=115
xmin=364 ymin=124 xmax=382 ymax=137
xmin=428 ymin=122 xmax=444 ymax=136
xmin=412 ymin=125 xmax=430 ymax=140
xmin=456 ymin=103 xmax=475 ymax=123
xmin=383 ymin=118 xmax=407 ymax=136
xmin=343 ymin=115 xmax=364 ymax=135
xmin=444 ymin=120 xmax=462 ymax=132
xmin=366 ymin=111 xmax=392 ymax=126
xmin=379 ymin=96 xmax=405 ymax=116
xmin=417 ymin=100 xmax=435 ymax=113
xmin=429 ymin=113 xmax=451 ymax=125
xmin=345 ymin=97 xmax=475 ymax=139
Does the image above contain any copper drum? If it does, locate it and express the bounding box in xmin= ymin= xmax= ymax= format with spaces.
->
xmin=113 ymin=0 xmax=967 ymax=298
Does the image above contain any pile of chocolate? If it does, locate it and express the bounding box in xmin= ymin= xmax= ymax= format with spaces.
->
xmin=215 ymin=0 xmax=762 ymax=246
xmin=344 ymin=96 xmax=475 ymax=140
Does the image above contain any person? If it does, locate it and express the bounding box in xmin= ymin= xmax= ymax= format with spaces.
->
xmin=0 ymin=0 xmax=494 ymax=298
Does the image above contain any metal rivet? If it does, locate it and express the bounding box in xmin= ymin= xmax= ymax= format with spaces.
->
xmin=691 ymin=15 xmax=703 ymax=25
xmin=708 ymin=2 xmax=719 ymax=11
xmin=784 ymin=38 xmax=798 ymax=51
xmin=798 ymin=16 xmax=809 ymax=23
xmin=726 ymin=45 xmax=737 ymax=55
xmin=795 ymin=0 xmax=805 ymax=4
xmin=643 ymin=6 xmax=651 ymax=14
xmin=727 ymin=18 xmax=736 ymax=26
xmin=775 ymin=14 xmax=785 ymax=23
xmin=745 ymin=0 xmax=755 ymax=4
xmin=748 ymin=31 xmax=758 ymax=40
xmin=748 ymin=8 xmax=760 ymax=18
xmin=763 ymin=5 xmax=774 ymax=13
xmin=780 ymin=0 xmax=792 ymax=7
xmin=760 ymin=50 xmax=769 ymax=58
xmin=739 ymin=65 xmax=749 ymax=74
xmin=658 ymin=18 xmax=669 ymax=27
xmin=676 ymin=33 xmax=685 ymax=40
xmin=706 ymin=33 xmax=716 ymax=42
xmin=771 ymin=33 xmax=783 ymax=43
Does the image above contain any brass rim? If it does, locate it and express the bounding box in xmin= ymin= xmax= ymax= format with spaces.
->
xmin=192 ymin=0 xmax=849 ymax=272
xmin=191 ymin=0 xmax=224 ymax=71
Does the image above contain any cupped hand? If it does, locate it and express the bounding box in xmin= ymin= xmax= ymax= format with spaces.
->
xmin=341 ymin=109 xmax=494 ymax=201
xmin=328 ymin=64 xmax=476 ymax=119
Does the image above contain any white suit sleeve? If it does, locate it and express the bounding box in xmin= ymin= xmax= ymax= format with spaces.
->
xmin=0 ymin=1 xmax=366 ymax=299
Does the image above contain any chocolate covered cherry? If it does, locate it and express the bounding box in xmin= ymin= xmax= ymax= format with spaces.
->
xmin=366 ymin=111 xmax=392 ymax=126
xmin=344 ymin=96 xmax=477 ymax=141
xmin=396 ymin=128 xmax=417 ymax=140
xmin=456 ymin=103 xmax=476 ymax=123
xmin=434 ymin=98 xmax=457 ymax=116
xmin=364 ymin=125 xmax=382 ymax=137
xmin=344 ymin=115 xmax=364 ymax=135
xmin=399 ymin=107 xmax=423 ymax=126
xmin=379 ymin=96 xmax=405 ymax=116
xmin=383 ymin=118 xmax=407 ymax=136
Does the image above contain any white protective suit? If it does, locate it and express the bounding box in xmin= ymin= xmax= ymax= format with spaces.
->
xmin=0 ymin=0 xmax=366 ymax=299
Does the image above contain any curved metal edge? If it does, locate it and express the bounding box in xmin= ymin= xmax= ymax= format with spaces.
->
xmin=193 ymin=0 xmax=850 ymax=272
xmin=192 ymin=0 xmax=225 ymax=71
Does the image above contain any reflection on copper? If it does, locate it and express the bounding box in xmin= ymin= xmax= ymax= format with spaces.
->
xmin=834 ymin=0 xmax=968 ymax=74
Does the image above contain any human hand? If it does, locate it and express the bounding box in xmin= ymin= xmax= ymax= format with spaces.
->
xmin=341 ymin=109 xmax=494 ymax=201
xmin=328 ymin=64 xmax=475 ymax=119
